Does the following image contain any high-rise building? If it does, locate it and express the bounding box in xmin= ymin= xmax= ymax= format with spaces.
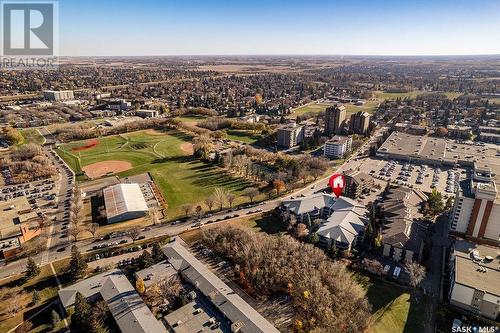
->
xmin=349 ymin=111 xmax=371 ymax=135
xmin=449 ymin=165 xmax=499 ymax=244
xmin=325 ymin=105 xmax=346 ymax=135
xmin=277 ymin=122 xmax=304 ymax=148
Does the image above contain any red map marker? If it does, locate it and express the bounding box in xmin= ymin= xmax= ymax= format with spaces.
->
xmin=329 ymin=174 xmax=345 ymax=198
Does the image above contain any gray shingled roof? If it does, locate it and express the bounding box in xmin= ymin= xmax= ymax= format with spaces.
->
xmin=162 ymin=242 xmax=279 ymax=333
xmin=58 ymin=269 xmax=166 ymax=333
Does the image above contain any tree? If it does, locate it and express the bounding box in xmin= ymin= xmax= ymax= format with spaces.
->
xmin=227 ymin=193 xmax=236 ymax=208
xmin=180 ymin=204 xmax=194 ymax=218
xmin=195 ymin=205 xmax=203 ymax=219
xmin=139 ymin=250 xmax=154 ymax=269
xmin=15 ymin=321 xmax=32 ymax=333
xmin=72 ymin=292 xmax=91 ymax=331
xmin=204 ymin=197 xmax=215 ymax=212
xmin=127 ymin=227 xmax=141 ymax=243
xmin=151 ymin=242 xmax=165 ymax=263
xmin=295 ymin=223 xmax=308 ymax=238
xmin=136 ymin=277 xmax=146 ymax=294
xmin=51 ymin=309 xmax=61 ymax=329
xmin=6 ymin=291 xmax=25 ymax=317
xmin=273 ymin=179 xmax=286 ymax=196
xmin=25 ymin=257 xmax=40 ymax=279
xmin=31 ymin=290 xmax=41 ymax=305
xmin=69 ymin=245 xmax=87 ymax=281
xmin=69 ymin=225 xmax=81 ymax=242
xmin=213 ymin=187 xmax=227 ymax=210
xmin=86 ymin=223 xmax=99 ymax=239
xmin=427 ymin=189 xmax=444 ymax=215
xmin=244 ymin=187 xmax=259 ymax=203
xmin=404 ymin=260 xmax=426 ymax=301
xmin=308 ymin=233 xmax=319 ymax=244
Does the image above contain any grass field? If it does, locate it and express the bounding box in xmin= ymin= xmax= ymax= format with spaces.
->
xmin=374 ymin=91 xmax=463 ymax=101
xmin=224 ymin=129 xmax=263 ymax=144
xmin=56 ymin=129 xmax=257 ymax=217
xmin=292 ymin=103 xmax=329 ymax=116
xmin=18 ymin=128 xmax=45 ymax=145
xmin=360 ymin=275 xmax=430 ymax=333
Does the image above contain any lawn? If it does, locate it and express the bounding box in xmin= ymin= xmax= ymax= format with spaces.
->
xmin=224 ymin=129 xmax=263 ymax=144
xmin=374 ymin=91 xmax=463 ymax=101
xmin=292 ymin=103 xmax=329 ymax=117
xmin=19 ymin=128 xmax=45 ymax=145
xmin=180 ymin=213 xmax=286 ymax=244
xmin=0 ymin=264 xmax=60 ymax=333
xmin=344 ymin=100 xmax=379 ymax=114
xmin=359 ymin=275 xmax=430 ymax=333
xmin=56 ymin=129 xmax=258 ymax=218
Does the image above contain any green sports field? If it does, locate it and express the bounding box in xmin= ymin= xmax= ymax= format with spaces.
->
xmin=56 ymin=129 xmax=256 ymax=217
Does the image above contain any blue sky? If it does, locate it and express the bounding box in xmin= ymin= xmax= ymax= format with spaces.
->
xmin=59 ymin=0 xmax=500 ymax=56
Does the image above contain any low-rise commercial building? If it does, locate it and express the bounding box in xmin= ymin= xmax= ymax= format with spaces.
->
xmin=324 ymin=135 xmax=352 ymax=159
xmin=447 ymin=125 xmax=473 ymax=139
xmin=136 ymin=109 xmax=160 ymax=118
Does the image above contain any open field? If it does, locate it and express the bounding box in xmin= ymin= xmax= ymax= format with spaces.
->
xmin=56 ymin=129 xmax=258 ymax=217
xmin=18 ymin=128 xmax=45 ymax=145
xmin=292 ymin=102 xmax=330 ymax=116
xmin=344 ymin=100 xmax=379 ymax=114
xmin=374 ymin=91 xmax=463 ymax=101
xmin=224 ymin=129 xmax=263 ymax=144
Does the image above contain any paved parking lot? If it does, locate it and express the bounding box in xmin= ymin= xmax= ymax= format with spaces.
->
xmin=355 ymin=157 xmax=467 ymax=196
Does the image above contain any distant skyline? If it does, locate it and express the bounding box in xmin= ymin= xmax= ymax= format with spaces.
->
xmin=60 ymin=0 xmax=500 ymax=56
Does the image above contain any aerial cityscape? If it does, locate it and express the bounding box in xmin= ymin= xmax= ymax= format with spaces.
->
xmin=0 ymin=1 xmax=499 ymax=333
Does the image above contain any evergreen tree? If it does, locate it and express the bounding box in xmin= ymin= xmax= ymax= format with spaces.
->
xmin=69 ymin=245 xmax=88 ymax=281
xmin=25 ymin=257 xmax=40 ymax=280
xmin=51 ymin=309 xmax=60 ymax=329
xmin=138 ymin=250 xmax=154 ymax=269
xmin=151 ymin=242 xmax=165 ymax=263
xmin=31 ymin=290 xmax=41 ymax=305
xmin=72 ymin=292 xmax=91 ymax=332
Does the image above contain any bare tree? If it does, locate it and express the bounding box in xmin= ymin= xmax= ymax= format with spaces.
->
xmin=69 ymin=225 xmax=81 ymax=242
xmin=127 ymin=227 xmax=141 ymax=243
xmin=86 ymin=223 xmax=99 ymax=239
xmin=180 ymin=204 xmax=194 ymax=218
xmin=204 ymin=196 xmax=215 ymax=212
xmin=213 ymin=187 xmax=227 ymax=211
xmin=195 ymin=205 xmax=203 ymax=219
xmin=404 ymin=260 xmax=426 ymax=301
xmin=244 ymin=187 xmax=259 ymax=203
xmin=6 ymin=291 xmax=25 ymax=317
xmin=149 ymin=207 xmax=160 ymax=225
xmin=227 ymin=193 xmax=236 ymax=208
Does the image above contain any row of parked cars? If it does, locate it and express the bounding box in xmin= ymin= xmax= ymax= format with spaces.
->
xmin=86 ymin=243 xmax=152 ymax=262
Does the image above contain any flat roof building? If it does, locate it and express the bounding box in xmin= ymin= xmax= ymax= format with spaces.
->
xmin=43 ymin=90 xmax=74 ymax=101
xmin=276 ymin=122 xmax=304 ymax=148
xmin=448 ymin=240 xmax=500 ymax=321
xmin=103 ymin=183 xmax=149 ymax=224
xmin=324 ymin=135 xmax=352 ymax=159
xmin=325 ymin=105 xmax=346 ymax=135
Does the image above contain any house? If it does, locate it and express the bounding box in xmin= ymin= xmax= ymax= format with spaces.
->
xmin=448 ymin=239 xmax=499 ymax=321
xmin=58 ymin=269 xmax=167 ymax=333
xmin=280 ymin=194 xmax=368 ymax=251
